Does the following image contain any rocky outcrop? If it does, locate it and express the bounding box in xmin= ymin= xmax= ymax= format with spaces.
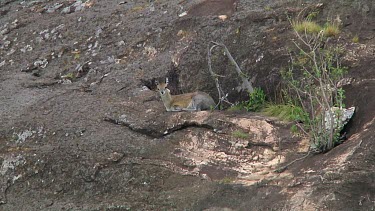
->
xmin=0 ymin=0 xmax=374 ymax=210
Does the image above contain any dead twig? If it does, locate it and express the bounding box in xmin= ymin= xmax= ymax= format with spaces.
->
xmin=207 ymin=44 xmax=223 ymax=108
xmin=210 ymin=41 xmax=254 ymax=93
xmin=207 ymin=41 xmax=254 ymax=108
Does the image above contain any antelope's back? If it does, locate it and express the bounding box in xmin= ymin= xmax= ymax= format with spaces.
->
xmin=171 ymin=93 xmax=195 ymax=108
xmin=193 ymin=92 xmax=216 ymax=110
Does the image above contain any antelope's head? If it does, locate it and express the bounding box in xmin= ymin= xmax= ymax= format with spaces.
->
xmin=155 ymin=78 xmax=170 ymax=96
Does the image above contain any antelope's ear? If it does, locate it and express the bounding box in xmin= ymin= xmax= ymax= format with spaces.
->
xmin=165 ymin=77 xmax=169 ymax=85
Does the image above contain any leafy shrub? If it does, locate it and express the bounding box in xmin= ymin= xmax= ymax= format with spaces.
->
xmin=228 ymin=88 xmax=266 ymax=112
xmin=284 ymin=18 xmax=347 ymax=152
xmin=243 ymin=88 xmax=266 ymax=112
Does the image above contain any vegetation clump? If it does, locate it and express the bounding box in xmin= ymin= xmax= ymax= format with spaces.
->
xmin=232 ymin=130 xmax=249 ymax=139
xmin=292 ymin=20 xmax=340 ymax=37
xmin=228 ymin=88 xmax=266 ymax=112
xmin=323 ymin=23 xmax=340 ymax=37
xmin=243 ymin=88 xmax=266 ymax=112
xmin=352 ymin=35 xmax=359 ymax=43
xmin=292 ymin=20 xmax=322 ymax=34
xmin=263 ymin=104 xmax=308 ymax=122
xmin=282 ymin=17 xmax=348 ymax=152
xmin=61 ymin=72 xmax=75 ymax=80
xmin=227 ymin=15 xmax=348 ymax=153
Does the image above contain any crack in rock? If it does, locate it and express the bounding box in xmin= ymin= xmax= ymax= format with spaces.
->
xmin=104 ymin=116 xmax=164 ymax=138
xmin=104 ymin=116 xmax=215 ymax=138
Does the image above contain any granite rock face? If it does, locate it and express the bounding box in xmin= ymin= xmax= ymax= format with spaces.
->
xmin=0 ymin=0 xmax=374 ymax=210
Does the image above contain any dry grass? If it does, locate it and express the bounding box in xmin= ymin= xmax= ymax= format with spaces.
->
xmin=352 ymin=35 xmax=359 ymax=43
xmin=292 ymin=20 xmax=322 ymax=34
xmin=323 ymin=23 xmax=340 ymax=37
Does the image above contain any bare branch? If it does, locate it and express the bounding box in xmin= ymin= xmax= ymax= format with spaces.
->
xmin=209 ymin=41 xmax=254 ymax=94
xmin=207 ymin=44 xmax=223 ymax=107
xmin=207 ymin=41 xmax=254 ymax=109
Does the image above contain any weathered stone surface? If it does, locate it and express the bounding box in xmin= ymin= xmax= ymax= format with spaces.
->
xmin=0 ymin=0 xmax=374 ymax=210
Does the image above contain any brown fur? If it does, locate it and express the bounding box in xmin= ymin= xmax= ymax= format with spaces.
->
xmin=156 ymin=80 xmax=215 ymax=111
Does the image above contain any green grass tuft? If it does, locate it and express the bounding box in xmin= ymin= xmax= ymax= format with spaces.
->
xmin=264 ymin=6 xmax=272 ymax=11
xmin=352 ymin=35 xmax=359 ymax=43
xmin=263 ymin=104 xmax=308 ymax=122
xmin=232 ymin=130 xmax=249 ymax=139
xmin=62 ymin=72 xmax=75 ymax=80
xmin=227 ymin=104 xmax=244 ymax=111
xmin=219 ymin=177 xmax=234 ymax=184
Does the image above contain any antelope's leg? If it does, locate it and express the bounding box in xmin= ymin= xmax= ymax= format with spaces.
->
xmin=170 ymin=106 xmax=183 ymax=112
xmin=183 ymin=100 xmax=197 ymax=111
xmin=182 ymin=108 xmax=197 ymax=111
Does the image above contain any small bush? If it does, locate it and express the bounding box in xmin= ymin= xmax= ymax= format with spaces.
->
xmin=227 ymin=88 xmax=266 ymax=112
xmin=292 ymin=20 xmax=322 ymax=34
xmin=284 ymin=18 xmax=348 ymax=152
xmin=243 ymin=88 xmax=266 ymax=112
